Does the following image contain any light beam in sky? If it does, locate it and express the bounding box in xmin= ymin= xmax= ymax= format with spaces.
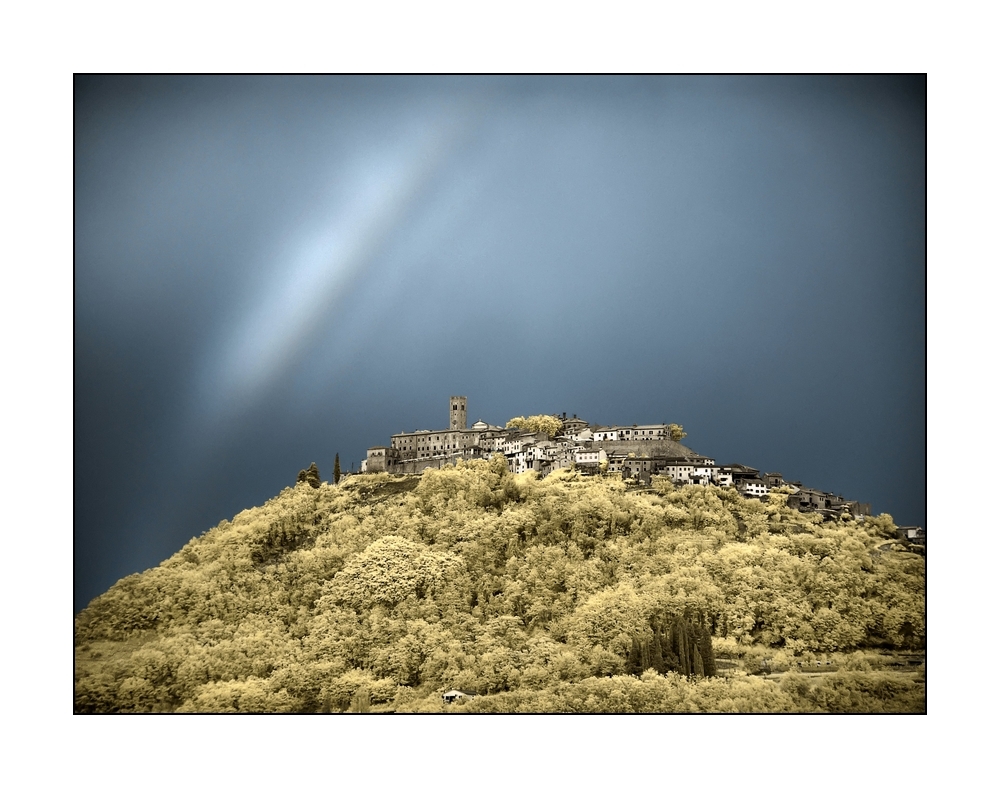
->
xmin=192 ymin=108 xmax=474 ymax=432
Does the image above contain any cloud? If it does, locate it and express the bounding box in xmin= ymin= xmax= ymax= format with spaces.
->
xmin=192 ymin=108 xmax=474 ymax=430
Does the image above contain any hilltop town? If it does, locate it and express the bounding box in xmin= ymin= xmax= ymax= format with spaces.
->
xmin=362 ymin=395 xmax=873 ymax=523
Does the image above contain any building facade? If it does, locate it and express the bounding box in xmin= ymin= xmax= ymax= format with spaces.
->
xmin=450 ymin=396 xmax=467 ymax=431
xmin=361 ymin=396 xmax=870 ymax=518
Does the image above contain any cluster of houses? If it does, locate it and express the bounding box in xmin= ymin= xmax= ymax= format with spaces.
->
xmin=362 ymin=396 xmax=871 ymax=521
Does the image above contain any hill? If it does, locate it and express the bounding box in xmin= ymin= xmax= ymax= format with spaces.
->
xmin=74 ymin=458 xmax=925 ymax=712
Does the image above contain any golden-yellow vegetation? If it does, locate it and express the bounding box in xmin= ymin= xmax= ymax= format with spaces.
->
xmin=75 ymin=462 xmax=924 ymax=712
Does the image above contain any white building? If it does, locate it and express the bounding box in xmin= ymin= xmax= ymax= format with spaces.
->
xmin=690 ymin=466 xmax=715 ymax=485
xmin=739 ymin=480 xmax=769 ymax=497
xmin=574 ymin=447 xmax=607 ymax=467
xmin=501 ymin=437 xmax=524 ymax=456
xmin=591 ymin=424 xmax=674 ymax=442
xmin=661 ymin=460 xmax=696 ymax=484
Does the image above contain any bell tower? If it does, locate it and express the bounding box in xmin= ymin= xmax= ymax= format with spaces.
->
xmin=450 ymin=395 xmax=467 ymax=430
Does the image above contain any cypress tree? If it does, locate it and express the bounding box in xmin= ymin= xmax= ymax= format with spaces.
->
xmin=298 ymin=463 xmax=321 ymax=488
xmin=334 ymin=453 xmax=341 ymax=484
xmin=640 ymin=639 xmax=651 ymax=673
xmin=649 ymin=618 xmax=665 ymax=675
xmin=350 ymin=690 xmax=370 ymax=713
xmin=699 ymin=626 xmax=717 ymax=677
xmin=627 ymin=637 xmax=643 ymax=677
xmin=659 ymin=615 xmax=679 ymax=671
xmin=672 ymin=619 xmax=691 ymax=676
xmin=662 ymin=631 xmax=679 ymax=673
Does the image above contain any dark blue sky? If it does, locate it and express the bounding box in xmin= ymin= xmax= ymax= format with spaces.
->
xmin=75 ymin=75 xmax=925 ymax=611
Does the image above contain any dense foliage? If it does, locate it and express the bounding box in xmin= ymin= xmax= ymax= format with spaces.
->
xmin=75 ymin=459 xmax=925 ymax=712
xmin=666 ymin=423 xmax=687 ymax=442
xmin=296 ymin=462 xmax=321 ymax=489
xmin=505 ymin=415 xmax=563 ymax=438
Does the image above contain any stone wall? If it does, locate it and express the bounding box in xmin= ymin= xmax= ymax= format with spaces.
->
xmin=389 ymin=455 xmax=472 ymax=475
xmin=592 ymin=438 xmax=696 ymax=458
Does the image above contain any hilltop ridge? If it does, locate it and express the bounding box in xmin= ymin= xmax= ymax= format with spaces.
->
xmin=75 ymin=459 xmax=924 ymax=713
xmin=361 ymin=396 xmax=872 ymax=523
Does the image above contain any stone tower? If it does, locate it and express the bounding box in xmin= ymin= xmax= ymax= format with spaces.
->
xmin=450 ymin=395 xmax=467 ymax=430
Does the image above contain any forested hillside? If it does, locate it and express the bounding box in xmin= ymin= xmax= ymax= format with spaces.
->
xmin=75 ymin=458 xmax=925 ymax=712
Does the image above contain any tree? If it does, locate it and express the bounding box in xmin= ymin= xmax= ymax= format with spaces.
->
xmin=621 ymin=614 xmax=716 ymax=678
xmin=488 ymin=452 xmax=509 ymax=478
xmin=667 ymin=423 xmax=687 ymax=442
xmin=350 ymin=689 xmax=371 ymax=713
xmin=329 ymin=536 xmax=461 ymax=610
xmin=298 ymin=462 xmax=321 ymax=488
xmin=626 ymin=637 xmax=644 ymax=677
xmin=334 ymin=454 xmax=341 ymax=485
xmin=76 ymin=460 xmax=923 ymax=713
xmin=506 ymin=415 xmax=563 ymax=439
